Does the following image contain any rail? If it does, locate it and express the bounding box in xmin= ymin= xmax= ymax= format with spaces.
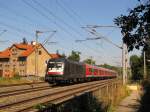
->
xmin=0 ymin=79 xmax=120 ymax=112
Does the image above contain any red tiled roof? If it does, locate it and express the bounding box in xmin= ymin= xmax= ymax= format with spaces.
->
xmin=0 ymin=43 xmax=35 ymax=58
xmin=14 ymin=44 xmax=34 ymax=50
xmin=0 ymin=43 xmax=52 ymax=58
xmin=21 ymin=47 xmax=35 ymax=57
xmin=14 ymin=43 xmax=35 ymax=57
xmin=49 ymin=54 xmax=60 ymax=59
xmin=0 ymin=48 xmax=11 ymax=58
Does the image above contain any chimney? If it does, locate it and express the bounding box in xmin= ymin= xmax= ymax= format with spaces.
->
xmin=31 ymin=41 xmax=36 ymax=45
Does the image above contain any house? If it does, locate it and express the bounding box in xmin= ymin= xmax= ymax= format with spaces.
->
xmin=0 ymin=42 xmax=53 ymax=77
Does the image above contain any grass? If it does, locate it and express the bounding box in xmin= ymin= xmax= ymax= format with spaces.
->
xmin=107 ymin=85 xmax=131 ymax=112
xmin=0 ymin=77 xmax=33 ymax=85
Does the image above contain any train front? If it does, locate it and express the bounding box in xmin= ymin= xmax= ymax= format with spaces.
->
xmin=45 ymin=58 xmax=65 ymax=83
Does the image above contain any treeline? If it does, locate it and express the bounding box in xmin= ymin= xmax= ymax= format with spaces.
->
xmin=130 ymin=43 xmax=150 ymax=81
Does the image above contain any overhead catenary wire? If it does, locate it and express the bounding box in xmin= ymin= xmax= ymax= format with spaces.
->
xmin=58 ymin=0 xmax=88 ymax=25
xmin=56 ymin=0 xmax=83 ymax=26
xmin=0 ymin=30 xmax=7 ymax=37
xmin=57 ymin=0 xmax=117 ymax=59
xmin=22 ymin=0 xmax=102 ymax=56
xmin=0 ymin=22 xmax=34 ymax=37
xmin=0 ymin=4 xmax=51 ymax=30
xmin=56 ymin=0 xmax=103 ymax=54
xmin=32 ymin=0 xmax=85 ymax=38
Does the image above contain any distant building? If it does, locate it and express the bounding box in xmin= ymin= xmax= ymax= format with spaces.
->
xmin=0 ymin=42 xmax=60 ymax=77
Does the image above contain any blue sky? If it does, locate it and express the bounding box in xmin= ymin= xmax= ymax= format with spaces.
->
xmin=0 ymin=0 xmax=140 ymax=66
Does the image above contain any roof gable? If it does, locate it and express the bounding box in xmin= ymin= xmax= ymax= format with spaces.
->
xmin=0 ymin=43 xmax=52 ymax=58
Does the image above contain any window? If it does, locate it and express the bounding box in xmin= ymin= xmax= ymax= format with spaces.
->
xmin=20 ymin=61 xmax=25 ymax=66
xmin=13 ymin=59 xmax=16 ymax=62
xmin=39 ymin=51 xmax=42 ymax=55
xmin=5 ymin=65 xmax=9 ymax=67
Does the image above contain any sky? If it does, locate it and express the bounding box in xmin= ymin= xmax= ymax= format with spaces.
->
xmin=0 ymin=0 xmax=141 ymax=66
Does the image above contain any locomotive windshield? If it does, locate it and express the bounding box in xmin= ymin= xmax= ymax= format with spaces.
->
xmin=48 ymin=62 xmax=63 ymax=69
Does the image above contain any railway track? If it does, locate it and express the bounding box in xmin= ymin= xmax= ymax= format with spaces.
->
xmin=0 ymin=82 xmax=49 ymax=93
xmin=0 ymin=79 xmax=120 ymax=112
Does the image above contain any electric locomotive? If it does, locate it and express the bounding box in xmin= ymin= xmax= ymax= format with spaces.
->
xmin=45 ymin=58 xmax=117 ymax=83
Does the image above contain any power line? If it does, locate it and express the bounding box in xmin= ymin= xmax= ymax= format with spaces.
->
xmin=56 ymin=0 xmax=83 ymax=26
xmin=32 ymin=0 xmax=86 ymax=38
xmin=22 ymin=0 xmax=77 ymax=40
xmin=22 ymin=0 xmax=102 ymax=56
xmin=59 ymin=0 xmax=87 ymax=25
xmin=0 ymin=22 xmax=34 ymax=37
xmin=57 ymin=0 xmax=118 ymax=57
xmin=0 ymin=30 xmax=7 ymax=37
xmin=82 ymin=27 xmax=122 ymax=49
xmin=0 ymin=4 xmax=50 ymax=30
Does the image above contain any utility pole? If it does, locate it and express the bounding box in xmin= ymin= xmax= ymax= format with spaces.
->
xmin=35 ymin=30 xmax=57 ymax=77
xmin=35 ymin=31 xmax=39 ymax=77
xmin=122 ymin=42 xmax=128 ymax=84
xmin=35 ymin=30 xmax=44 ymax=77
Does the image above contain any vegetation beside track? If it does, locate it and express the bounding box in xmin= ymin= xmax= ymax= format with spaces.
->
xmin=0 ymin=76 xmax=43 ymax=86
xmin=138 ymin=80 xmax=150 ymax=112
xmin=107 ymin=85 xmax=131 ymax=112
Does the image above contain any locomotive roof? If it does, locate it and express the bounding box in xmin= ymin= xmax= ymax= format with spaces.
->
xmin=48 ymin=58 xmax=84 ymax=65
xmin=49 ymin=58 xmax=66 ymax=62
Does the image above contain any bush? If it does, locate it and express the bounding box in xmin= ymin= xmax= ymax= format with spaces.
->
xmin=40 ymin=93 xmax=106 ymax=112
xmin=138 ymin=80 xmax=150 ymax=112
xmin=13 ymin=72 xmax=21 ymax=79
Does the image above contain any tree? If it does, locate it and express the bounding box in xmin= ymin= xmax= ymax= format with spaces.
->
xmin=68 ymin=50 xmax=81 ymax=62
xmin=83 ymin=58 xmax=95 ymax=65
xmin=146 ymin=40 xmax=150 ymax=78
xmin=114 ymin=1 xmax=150 ymax=51
xmin=130 ymin=55 xmax=143 ymax=81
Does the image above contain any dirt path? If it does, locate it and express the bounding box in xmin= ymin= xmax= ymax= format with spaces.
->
xmin=116 ymin=85 xmax=140 ymax=112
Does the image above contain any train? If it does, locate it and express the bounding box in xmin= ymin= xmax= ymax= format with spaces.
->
xmin=45 ymin=58 xmax=117 ymax=83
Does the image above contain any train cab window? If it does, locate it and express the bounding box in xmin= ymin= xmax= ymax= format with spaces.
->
xmin=48 ymin=62 xmax=63 ymax=70
xmin=48 ymin=62 xmax=55 ymax=69
xmin=56 ymin=63 xmax=63 ymax=69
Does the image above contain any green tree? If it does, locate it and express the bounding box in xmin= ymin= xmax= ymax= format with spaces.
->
xmin=68 ymin=50 xmax=81 ymax=62
xmin=130 ymin=55 xmax=143 ymax=81
xmin=114 ymin=1 xmax=150 ymax=51
xmin=83 ymin=58 xmax=95 ymax=65
xmin=146 ymin=39 xmax=150 ymax=78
